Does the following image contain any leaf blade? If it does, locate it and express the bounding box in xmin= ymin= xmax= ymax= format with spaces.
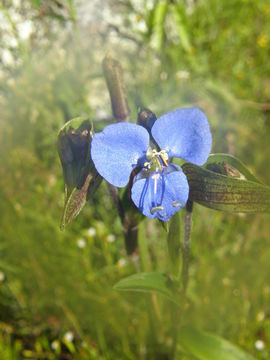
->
xmin=114 ymin=272 xmax=177 ymax=303
xmin=179 ymin=327 xmax=255 ymax=360
xmin=182 ymin=162 xmax=270 ymax=212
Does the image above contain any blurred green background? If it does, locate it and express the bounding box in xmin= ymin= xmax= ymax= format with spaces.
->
xmin=1 ymin=0 xmax=270 ymax=358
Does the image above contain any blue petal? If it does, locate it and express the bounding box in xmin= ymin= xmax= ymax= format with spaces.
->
xmin=91 ymin=123 xmax=149 ymax=187
xmin=131 ymin=166 xmax=189 ymax=221
xmin=151 ymin=108 xmax=212 ymax=166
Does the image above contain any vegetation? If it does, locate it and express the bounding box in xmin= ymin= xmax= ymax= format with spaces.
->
xmin=0 ymin=0 xmax=270 ymax=358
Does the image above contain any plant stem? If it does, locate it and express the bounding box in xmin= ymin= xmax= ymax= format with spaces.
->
xmin=182 ymin=200 xmax=193 ymax=294
xmin=169 ymin=202 xmax=194 ymax=359
xmin=102 ymin=56 xmax=138 ymax=254
xmin=102 ymin=55 xmax=130 ymax=121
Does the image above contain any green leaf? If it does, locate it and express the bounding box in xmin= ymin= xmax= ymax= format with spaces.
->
xmin=179 ymin=327 xmax=255 ymax=360
xmin=167 ymin=213 xmax=181 ymax=277
xmin=205 ymin=153 xmax=262 ymax=184
xmin=151 ymin=2 xmax=168 ymax=50
xmin=182 ymin=162 xmax=270 ymax=213
xmin=58 ymin=116 xmax=102 ymax=228
xmin=114 ymin=272 xmax=178 ymax=303
xmin=171 ymin=4 xmax=191 ymax=52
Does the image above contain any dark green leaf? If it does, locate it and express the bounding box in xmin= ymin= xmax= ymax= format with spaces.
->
xmin=179 ymin=327 xmax=255 ymax=360
xmin=114 ymin=272 xmax=178 ymax=303
xmin=182 ymin=162 xmax=270 ymax=212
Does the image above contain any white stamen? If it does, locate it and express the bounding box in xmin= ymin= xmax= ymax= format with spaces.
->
xmin=150 ymin=206 xmax=164 ymax=214
xmin=173 ymin=200 xmax=183 ymax=207
xmin=143 ymin=149 xmax=169 ymax=170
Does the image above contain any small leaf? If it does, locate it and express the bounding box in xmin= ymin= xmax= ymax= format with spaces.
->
xmin=205 ymin=153 xmax=262 ymax=184
xmin=179 ymin=327 xmax=255 ymax=360
xmin=61 ymin=172 xmax=101 ymax=229
xmin=182 ymin=162 xmax=270 ymax=213
xmin=167 ymin=213 xmax=181 ymax=277
xmin=114 ymin=272 xmax=178 ymax=303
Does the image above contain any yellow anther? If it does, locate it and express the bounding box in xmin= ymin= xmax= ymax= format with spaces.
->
xmin=160 ymin=150 xmax=168 ymax=160
xmin=160 ymin=153 xmax=168 ymax=167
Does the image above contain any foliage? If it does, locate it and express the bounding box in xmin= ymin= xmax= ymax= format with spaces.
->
xmin=0 ymin=0 xmax=270 ymax=359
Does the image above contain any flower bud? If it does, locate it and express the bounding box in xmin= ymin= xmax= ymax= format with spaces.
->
xmin=137 ymin=108 xmax=157 ymax=133
xmin=57 ymin=116 xmax=102 ymax=228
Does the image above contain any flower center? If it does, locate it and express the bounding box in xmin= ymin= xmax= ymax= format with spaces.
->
xmin=144 ymin=149 xmax=169 ymax=171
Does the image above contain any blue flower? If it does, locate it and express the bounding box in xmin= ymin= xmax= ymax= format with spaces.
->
xmin=91 ymin=108 xmax=212 ymax=221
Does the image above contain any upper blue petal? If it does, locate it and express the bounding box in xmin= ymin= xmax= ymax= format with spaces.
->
xmin=131 ymin=165 xmax=189 ymax=221
xmin=91 ymin=123 xmax=149 ymax=187
xmin=151 ymin=107 xmax=212 ymax=166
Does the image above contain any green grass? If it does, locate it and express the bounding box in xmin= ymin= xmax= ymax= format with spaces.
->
xmin=0 ymin=0 xmax=270 ymax=358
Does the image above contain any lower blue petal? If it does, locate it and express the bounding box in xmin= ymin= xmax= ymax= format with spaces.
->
xmin=91 ymin=123 xmax=149 ymax=187
xmin=131 ymin=166 xmax=189 ymax=221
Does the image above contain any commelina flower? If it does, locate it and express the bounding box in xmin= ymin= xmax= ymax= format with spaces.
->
xmin=91 ymin=108 xmax=212 ymax=222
